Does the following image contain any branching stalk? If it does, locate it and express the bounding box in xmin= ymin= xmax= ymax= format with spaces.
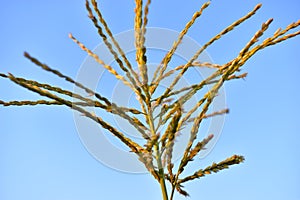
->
xmin=1 ymin=1 xmax=299 ymax=199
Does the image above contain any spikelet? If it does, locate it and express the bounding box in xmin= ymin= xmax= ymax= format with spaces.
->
xmin=178 ymin=155 xmax=245 ymax=184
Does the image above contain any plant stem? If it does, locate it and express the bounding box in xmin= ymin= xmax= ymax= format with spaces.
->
xmin=170 ymin=186 xmax=175 ymax=200
xmin=156 ymin=149 xmax=169 ymax=200
xmin=153 ymin=132 xmax=169 ymax=200
xmin=147 ymin=99 xmax=169 ymax=200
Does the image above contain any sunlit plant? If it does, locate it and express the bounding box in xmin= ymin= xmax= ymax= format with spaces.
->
xmin=1 ymin=1 xmax=299 ymax=199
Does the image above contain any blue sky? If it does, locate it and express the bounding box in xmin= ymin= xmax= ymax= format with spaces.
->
xmin=1 ymin=1 xmax=300 ymax=200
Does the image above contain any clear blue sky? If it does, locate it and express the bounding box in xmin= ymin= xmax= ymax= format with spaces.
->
xmin=1 ymin=1 xmax=299 ymax=200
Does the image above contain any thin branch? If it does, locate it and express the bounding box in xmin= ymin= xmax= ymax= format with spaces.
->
xmin=69 ymin=34 xmax=132 ymax=89
xmin=89 ymin=0 xmax=142 ymax=89
xmin=160 ymin=62 xmax=221 ymax=82
xmin=6 ymin=73 xmax=146 ymax=155
xmin=69 ymin=33 xmax=149 ymax=118
xmin=0 ymin=100 xmax=112 ymax=107
xmin=0 ymin=100 xmax=62 ymax=106
xmin=187 ymin=134 xmax=214 ymax=162
xmin=178 ymin=155 xmax=245 ymax=184
xmin=86 ymin=0 xmax=144 ymax=100
xmin=155 ymin=4 xmax=262 ymax=106
xmin=1 ymin=72 xmax=149 ymax=139
xmin=151 ymin=2 xmax=211 ymax=94
xmin=1 ymin=73 xmax=107 ymax=109
xmin=135 ymin=0 xmax=149 ymax=87
xmin=161 ymin=17 xmax=274 ymax=128
xmin=24 ymin=52 xmax=111 ymax=106
xmin=86 ymin=0 xmax=127 ymax=73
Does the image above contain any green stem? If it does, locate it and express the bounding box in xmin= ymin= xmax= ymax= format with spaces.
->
xmin=159 ymin=169 xmax=169 ymax=200
xmin=146 ymin=99 xmax=169 ymax=200
xmin=152 ymin=129 xmax=169 ymax=200
xmin=156 ymin=148 xmax=168 ymax=200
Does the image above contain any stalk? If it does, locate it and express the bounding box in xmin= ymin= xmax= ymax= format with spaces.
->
xmin=158 ymin=157 xmax=169 ymax=200
xmin=147 ymin=100 xmax=169 ymax=200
